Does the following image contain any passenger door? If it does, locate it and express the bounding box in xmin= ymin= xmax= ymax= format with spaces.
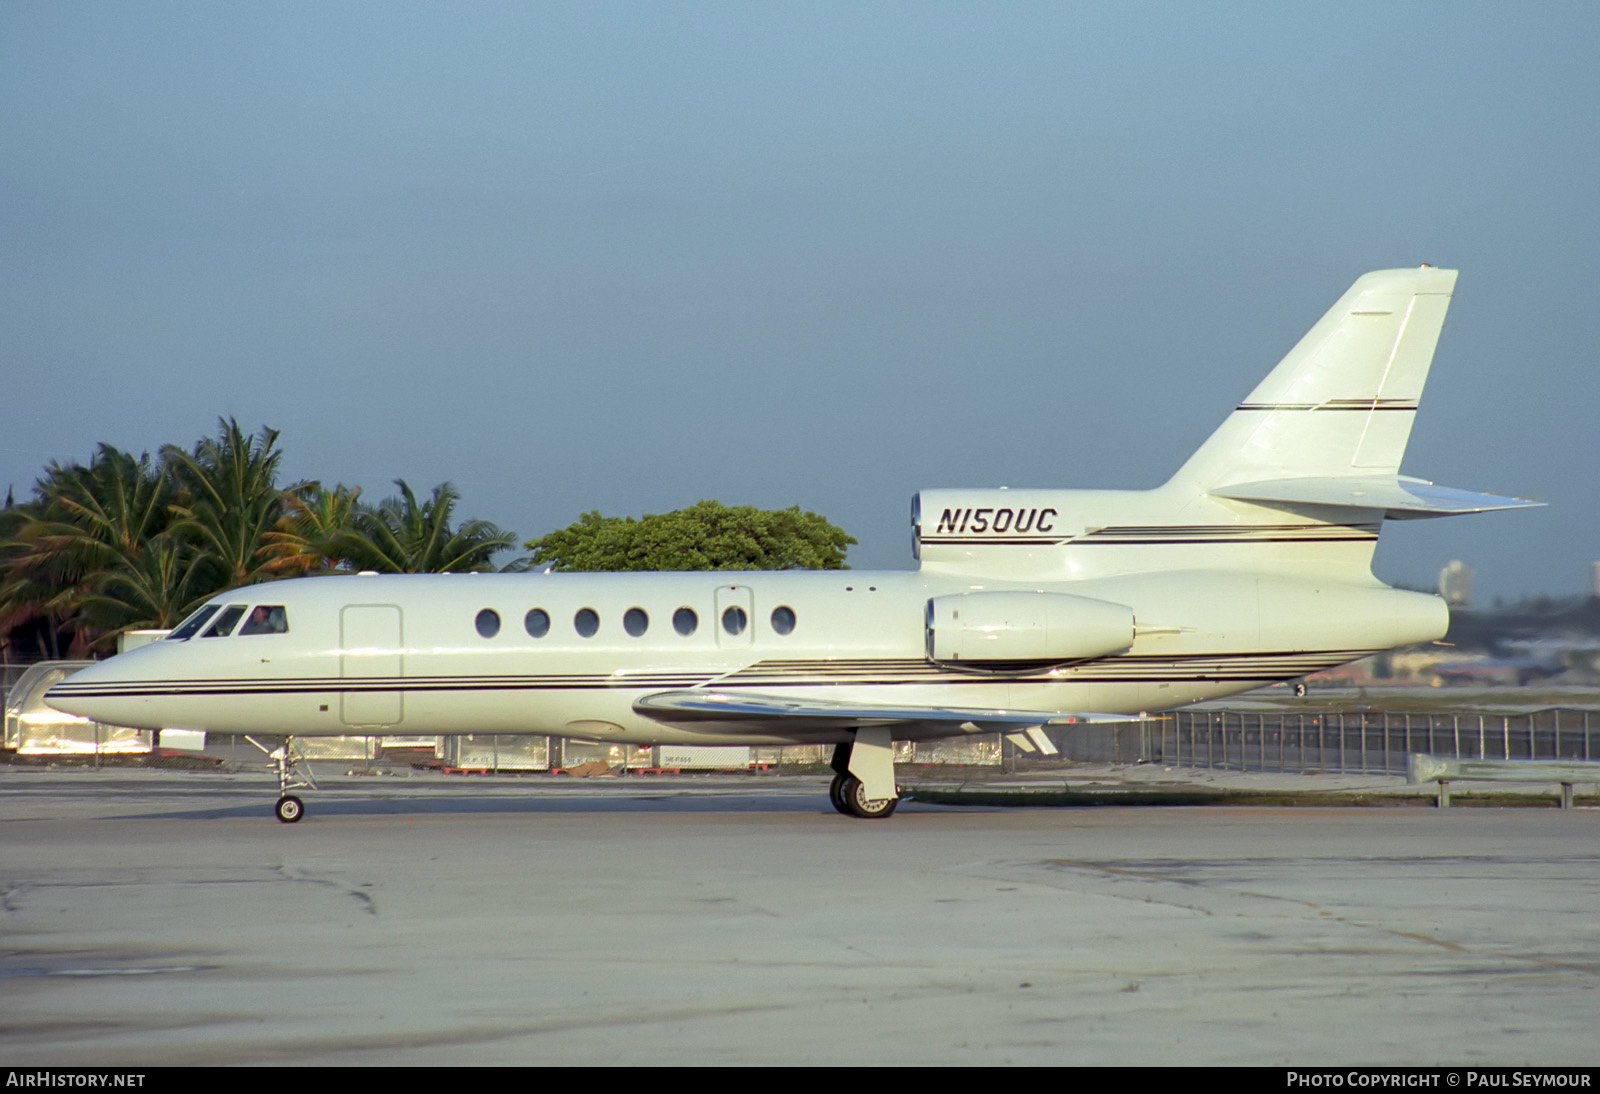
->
xmin=340 ymin=604 xmax=404 ymax=727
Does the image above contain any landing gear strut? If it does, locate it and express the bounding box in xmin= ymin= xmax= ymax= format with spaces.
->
xmin=247 ymin=735 xmax=317 ymax=823
xmin=828 ymin=730 xmax=901 ymax=819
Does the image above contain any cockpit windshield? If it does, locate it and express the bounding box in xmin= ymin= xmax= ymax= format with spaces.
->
xmin=202 ymin=605 xmax=248 ymax=637
xmin=166 ymin=604 xmax=221 ymax=641
xmin=164 ymin=603 xmax=289 ymax=641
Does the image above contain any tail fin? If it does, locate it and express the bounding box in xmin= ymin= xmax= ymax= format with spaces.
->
xmin=914 ymin=267 xmax=1536 ymax=579
xmin=1169 ymin=267 xmax=1457 ymax=491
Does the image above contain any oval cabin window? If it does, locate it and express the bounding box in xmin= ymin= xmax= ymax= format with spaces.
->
xmin=673 ymin=607 xmax=698 ymax=636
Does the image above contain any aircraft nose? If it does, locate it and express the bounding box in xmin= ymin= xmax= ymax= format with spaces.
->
xmin=44 ymin=660 xmax=114 ymax=719
xmin=43 ymin=656 xmax=159 ymax=730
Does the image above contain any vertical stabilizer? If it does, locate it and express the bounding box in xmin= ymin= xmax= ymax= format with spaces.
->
xmin=1168 ymin=267 xmax=1457 ymax=492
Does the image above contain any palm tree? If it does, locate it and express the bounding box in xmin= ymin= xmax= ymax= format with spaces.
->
xmin=161 ymin=419 xmax=296 ymax=591
xmin=78 ymin=532 xmax=214 ymax=647
xmin=261 ymin=482 xmax=363 ymax=577
xmin=0 ymin=445 xmax=173 ymax=655
xmin=330 ymin=480 xmax=525 ymax=573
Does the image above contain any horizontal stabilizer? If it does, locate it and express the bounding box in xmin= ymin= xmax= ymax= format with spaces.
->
xmin=1212 ymin=476 xmax=1543 ymax=520
xmin=635 ymin=690 xmax=1137 ymax=734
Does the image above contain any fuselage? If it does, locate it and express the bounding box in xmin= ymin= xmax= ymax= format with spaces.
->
xmin=47 ymin=565 xmax=1446 ymax=745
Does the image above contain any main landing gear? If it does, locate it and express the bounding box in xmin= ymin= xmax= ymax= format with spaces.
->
xmin=247 ymin=735 xmax=317 ymax=823
xmin=828 ymin=728 xmax=901 ymax=819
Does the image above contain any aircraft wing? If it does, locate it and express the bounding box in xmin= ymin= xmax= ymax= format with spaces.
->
xmin=633 ymin=689 xmax=1134 ymax=735
xmin=1212 ymin=475 xmax=1542 ymax=520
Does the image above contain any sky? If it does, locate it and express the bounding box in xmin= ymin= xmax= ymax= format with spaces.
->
xmin=3 ymin=2 xmax=1596 ymax=604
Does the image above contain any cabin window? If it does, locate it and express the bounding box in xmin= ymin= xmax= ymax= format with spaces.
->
xmin=574 ymin=608 xmax=599 ymax=637
xmin=673 ymin=607 xmax=698 ymax=636
xmin=238 ymin=605 xmax=288 ymax=635
xmin=476 ymin=609 xmax=501 ymax=638
xmin=770 ymin=605 xmax=796 ymax=635
xmin=624 ymin=607 xmax=649 ymax=637
xmin=524 ymin=608 xmax=550 ymax=638
xmin=167 ymin=605 xmax=221 ymax=641
xmin=202 ymin=605 xmax=248 ymax=638
xmin=721 ymin=605 xmax=748 ymax=636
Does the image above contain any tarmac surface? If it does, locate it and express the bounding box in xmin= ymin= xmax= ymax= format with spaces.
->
xmin=3 ymin=761 xmax=1598 ymax=1066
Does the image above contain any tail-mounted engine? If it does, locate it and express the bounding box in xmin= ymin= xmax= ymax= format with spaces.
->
xmin=925 ymin=590 xmax=1134 ymax=672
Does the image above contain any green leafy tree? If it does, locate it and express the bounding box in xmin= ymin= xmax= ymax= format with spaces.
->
xmin=525 ymin=500 xmax=854 ymax=572
xmin=330 ymin=480 xmax=524 ymax=573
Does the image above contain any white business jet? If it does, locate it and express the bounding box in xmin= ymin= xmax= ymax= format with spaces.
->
xmin=47 ymin=267 xmax=1536 ymax=821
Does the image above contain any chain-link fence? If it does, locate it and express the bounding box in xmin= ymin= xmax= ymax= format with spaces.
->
xmin=1106 ymin=709 xmax=1600 ymax=774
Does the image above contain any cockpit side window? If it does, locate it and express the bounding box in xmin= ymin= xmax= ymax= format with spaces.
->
xmin=167 ymin=605 xmax=221 ymax=641
xmin=202 ymin=605 xmax=248 ymax=638
xmin=238 ymin=605 xmax=289 ymax=635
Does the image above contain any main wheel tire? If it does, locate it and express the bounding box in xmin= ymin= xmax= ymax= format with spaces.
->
xmin=828 ymin=773 xmax=853 ymax=815
xmin=275 ymin=795 xmax=304 ymax=823
xmin=841 ymin=775 xmax=899 ymax=819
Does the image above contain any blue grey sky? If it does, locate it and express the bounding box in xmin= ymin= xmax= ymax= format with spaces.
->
xmin=3 ymin=2 xmax=1595 ymax=602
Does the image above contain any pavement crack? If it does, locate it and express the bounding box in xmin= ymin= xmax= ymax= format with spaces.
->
xmin=274 ymin=865 xmax=377 ymax=915
xmin=1035 ymin=858 xmax=1600 ymax=978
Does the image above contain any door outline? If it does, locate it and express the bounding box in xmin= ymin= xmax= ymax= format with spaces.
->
xmin=713 ymin=585 xmax=755 ymax=649
xmin=340 ymin=604 xmax=404 ymax=727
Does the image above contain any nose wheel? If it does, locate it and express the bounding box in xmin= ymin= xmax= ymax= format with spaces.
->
xmin=247 ymin=735 xmax=317 ymax=823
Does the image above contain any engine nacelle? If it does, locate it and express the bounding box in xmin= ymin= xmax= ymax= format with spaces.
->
xmin=925 ymin=591 xmax=1135 ymax=669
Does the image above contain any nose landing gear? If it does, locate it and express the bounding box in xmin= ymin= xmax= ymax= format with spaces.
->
xmin=247 ymin=735 xmax=317 ymax=823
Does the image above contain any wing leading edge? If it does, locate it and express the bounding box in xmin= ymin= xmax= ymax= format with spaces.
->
xmin=633 ymin=689 xmax=1135 ymax=736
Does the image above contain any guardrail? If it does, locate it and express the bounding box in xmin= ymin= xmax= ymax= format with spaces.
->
xmin=1407 ymin=754 xmax=1600 ymax=808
